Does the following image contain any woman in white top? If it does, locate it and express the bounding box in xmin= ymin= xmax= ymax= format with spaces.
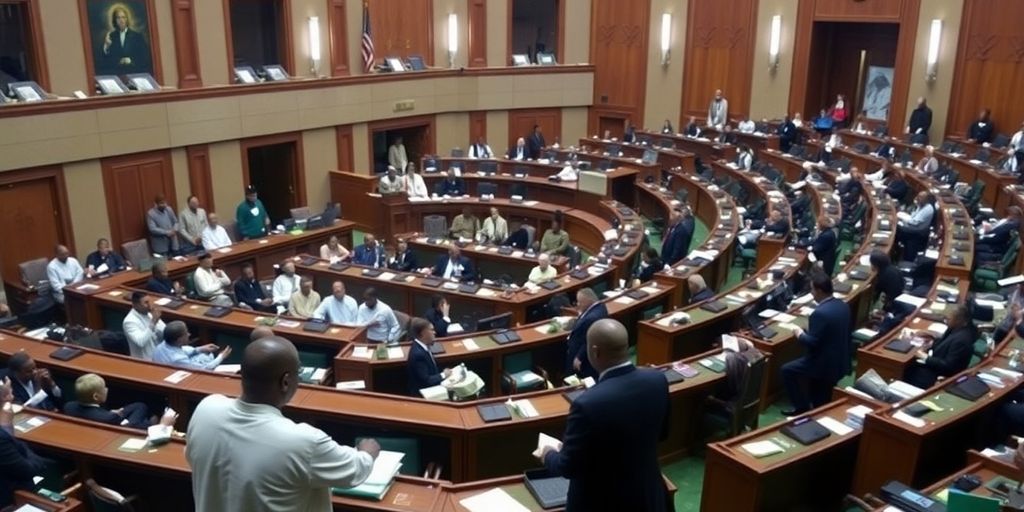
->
xmin=404 ymin=164 xmax=429 ymax=199
xmin=320 ymin=235 xmax=350 ymax=262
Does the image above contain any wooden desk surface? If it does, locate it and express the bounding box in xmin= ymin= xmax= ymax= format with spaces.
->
xmin=638 ymin=130 xmax=739 ymax=162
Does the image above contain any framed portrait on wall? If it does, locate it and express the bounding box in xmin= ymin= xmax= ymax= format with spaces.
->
xmin=862 ymin=66 xmax=894 ymax=121
xmin=79 ymin=0 xmax=162 ymax=84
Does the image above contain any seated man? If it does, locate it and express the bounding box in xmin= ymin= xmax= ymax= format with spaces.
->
xmin=528 ymin=253 xmax=558 ymax=284
xmin=634 ymin=248 xmax=664 ymax=284
xmin=737 ymin=116 xmax=756 ymax=133
xmin=424 ymin=294 xmax=453 ymax=337
xmin=403 ymin=164 xmax=429 ymax=199
xmin=734 ymin=145 xmax=754 ymax=170
xmin=478 ymin=207 xmax=509 ymax=245
xmin=432 ymin=246 xmax=475 ymax=282
xmin=777 ymin=115 xmax=798 ymax=153
xmin=738 ymin=209 xmax=788 ymax=248
xmin=193 ymin=253 xmax=233 ymax=306
xmin=287 ymin=277 xmax=321 ymax=319
xmin=313 ymin=281 xmax=359 ymax=326
xmin=539 ymin=213 xmax=570 ymax=256
xmin=0 ymin=353 xmax=62 ymax=411
xmin=407 ymin=318 xmax=452 ymax=396
xmin=440 ymin=174 xmax=465 ymax=196
xmin=201 ymin=213 xmax=233 ymax=251
xmin=234 ymin=263 xmax=274 ymax=313
xmin=46 ymin=244 xmax=84 ymax=305
xmin=687 ymin=275 xmax=714 ymax=304
xmin=85 ymin=238 xmax=126 ymax=277
xmin=506 ymin=137 xmax=528 ymax=160
xmin=895 ymin=191 xmax=936 ymax=260
xmin=357 ymin=288 xmax=400 ymax=343
xmin=64 ymin=373 xmax=175 ymax=430
xmin=977 ymin=206 xmax=1023 ymax=263
xmin=0 ymin=377 xmax=49 ymax=509
xmin=869 ymin=250 xmax=903 ymax=313
xmin=684 ymin=116 xmax=701 ymax=137
xmin=448 ymin=207 xmax=479 ymax=240
xmin=884 ymin=169 xmax=910 ymax=203
xmin=388 ymin=239 xmax=418 ymax=272
xmin=123 ymin=291 xmax=165 ymax=360
xmin=153 ymin=320 xmax=231 ymax=370
xmin=352 ymin=234 xmax=386 ymax=268
xmin=915 ymin=146 xmax=939 ymax=175
xmin=903 ymin=305 xmax=976 ymax=389
xmin=271 ymin=261 xmax=301 ymax=309
xmin=146 ymin=260 xmax=183 ymax=296
xmin=468 ymin=136 xmax=494 ymax=159
xmin=378 ymin=166 xmax=405 ymax=195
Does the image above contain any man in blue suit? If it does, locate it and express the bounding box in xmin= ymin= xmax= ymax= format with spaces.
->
xmin=431 ymin=246 xmax=475 ymax=282
xmin=351 ymin=234 xmax=386 ymax=268
xmin=0 ymin=377 xmax=50 ymax=508
xmin=407 ymin=318 xmax=451 ymax=396
xmin=811 ymin=217 xmax=838 ymax=276
xmin=781 ymin=271 xmax=851 ymax=415
xmin=565 ymin=288 xmax=608 ymax=380
xmin=661 ymin=209 xmax=691 ymax=266
xmin=539 ymin=318 xmax=669 ymax=512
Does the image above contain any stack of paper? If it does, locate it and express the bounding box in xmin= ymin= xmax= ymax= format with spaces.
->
xmin=740 ymin=439 xmax=785 ymax=457
xmin=460 ymin=488 xmax=531 ymax=512
xmin=333 ymin=450 xmax=404 ymax=500
xmin=845 ymin=405 xmax=873 ymax=428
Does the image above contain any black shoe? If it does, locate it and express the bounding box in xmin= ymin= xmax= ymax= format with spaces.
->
xmin=781 ymin=409 xmax=807 ymax=417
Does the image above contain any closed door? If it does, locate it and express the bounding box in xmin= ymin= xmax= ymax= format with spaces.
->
xmin=102 ymin=151 xmax=177 ymax=248
xmin=508 ymin=108 xmax=562 ymax=151
xmin=598 ymin=116 xmax=626 ymax=140
xmin=0 ymin=176 xmax=66 ymax=283
xmin=246 ymin=142 xmax=299 ymax=223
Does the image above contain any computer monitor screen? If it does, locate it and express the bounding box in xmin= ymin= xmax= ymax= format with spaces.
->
xmin=476 ymin=312 xmax=512 ymax=332
xmin=642 ymin=149 xmax=658 ymax=165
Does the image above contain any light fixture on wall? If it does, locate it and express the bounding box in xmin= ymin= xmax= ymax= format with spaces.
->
xmin=308 ymin=16 xmax=321 ymax=77
xmin=926 ymin=19 xmax=942 ymax=82
xmin=768 ymin=14 xmax=782 ymax=70
xmin=448 ymin=13 xmax=458 ymax=68
xmin=660 ymin=13 xmax=672 ymax=67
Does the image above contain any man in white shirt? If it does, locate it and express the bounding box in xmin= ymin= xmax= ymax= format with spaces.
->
xmin=528 ymin=253 xmax=558 ymax=284
xmin=1010 ymin=122 xmax=1024 ymax=153
xmin=915 ymin=146 xmax=939 ymax=175
xmin=707 ymin=89 xmax=729 ymax=128
xmin=178 ymin=195 xmax=208 ymax=254
xmin=468 ymin=137 xmax=494 ymax=159
xmin=272 ymin=261 xmax=301 ymax=310
xmin=193 ymin=253 xmax=233 ymax=306
xmin=556 ymin=162 xmax=580 ymax=182
xmin=792 ymin=112 xmax=804 ymax=128
xmin=404 ymin=165 xmax=429 ymax=199
xmin=388 ymin=137 xmax=408 ymax=173
xmin=313 ymin=281 xmax=359 ymax=325
xmin=737 ymin=116 xmax=756 ymax=133
xmin=357 ymin=288 xmax=400 ymax=343
xmin=122 ymin=291 xmax=165 ymax=360
xmin=188 ymin=336 xmax=379 ymax=512
xmin=507 ymin=138 xmax=527 ymax=160
xmin=201 ymin=213 xmax=233 ymax=250
xmin=477 ymin=207 xmax=509 ymax=244
xmin=46 ymin=245 xmax=84 ymax=304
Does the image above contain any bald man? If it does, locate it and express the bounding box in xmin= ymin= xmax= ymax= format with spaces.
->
xmin=187 ymin=337 xmax=380 ymax=511
xmin=250 ymin=326 xmax=275 ymax=342
xmin=538 ymin=319 xmax=669 ymax=512
xmin=46 ymin=244 xmax=84 ymax=304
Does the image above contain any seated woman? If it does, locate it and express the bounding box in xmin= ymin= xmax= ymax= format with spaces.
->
xmin=319 ymin=235 xmax=350 ymax=263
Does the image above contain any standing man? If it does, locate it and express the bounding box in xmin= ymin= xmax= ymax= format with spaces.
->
xmin=46 ymin=245 xmax=84 ymax=305
xmin=187 ymin=336 xmax=380 ymax=511
xmin=811 ymin=216 xmax=838 ymax=276
xmin=906 ymin=97 xmax=932 ymax=140
xmin=178 ymin=195 xmax=208 ymax=255
xmin=539 ymin=318 xmax=669 ymax=512
xmin=708 ymin=89 xmax=729 ymax=128
xmin=122 ymin=291 xmax=165 ymax=361
xmin=236 ymin=185 xmax=270 ymax=240
xmin=388 ymin=136 xmax=408 ymax=173
xmin=357 ymin=288 xmax=401 ymax=344
xmin=147 ymin=193 xmax=179 ymax=256
xmin=661 ymin=209 xmax=691 ymax=266
xmin=781 ymin=271 xmax=851 ymax=416
xmin=406 ymin=318 xmax=452 ymax=396
xmin=565 ymin=288 xmax=608 ymax=380
xmin=527 ymin=125 xmax=546 ymax=160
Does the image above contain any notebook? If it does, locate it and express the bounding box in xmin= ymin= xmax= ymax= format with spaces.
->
xmin=780 ymin=417 xmax=831 ymax=446
xmin=700 ymin=301 xmax=728 ymax=313
xmin=524 ymin=468 xmax=570 ymax=509
xmin=477 ymin=403 xmax=512 ymax=423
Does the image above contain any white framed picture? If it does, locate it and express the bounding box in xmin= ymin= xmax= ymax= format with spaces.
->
xmin=862 ymin=66 xmax=894 ymax=120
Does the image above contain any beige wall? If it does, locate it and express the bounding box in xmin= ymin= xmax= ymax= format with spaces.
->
xmin=486 ymin=0 xmax=509 ymax=66
xmin=437 ymin=112 xmax=471 ymax=153
xmin=39 ymin=0 xmax=88 ymax=95
xmin=643 ymin=0 xmax=687 ymax=129
xmin=153 ymin=0 xmax=179 ymax=88
xmin=209 ymin=139 xmax=244 ymax=223
xmin=563 ymin=0 xmax=592 ymax=65
xmin=194 ymin=0 xmax=230 ymax=85
xmin=301 ymin=127 xmax=340 ymax=208
xmin=907 ymin=0 xmax=963 ymax=138
xmin=748 ymin=0 xmax=799 ymax=121
xmin=63 ymin=160 xmax=108 ymax=260
xmin=170 ymin=148 xmax=190 ymax=207
xmin=291 ymin=0 xmax=331 ymax=79
xmin=562 ymin=107 xmax=588 ymax=144
xmin=486 ymin=111 xmax=510 ymax=154
xmin=433 ymin=0 xmax=469 ymax=68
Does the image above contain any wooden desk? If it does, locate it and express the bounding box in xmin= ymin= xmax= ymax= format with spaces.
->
xmin=13 ymin=491 xmax=84 ymax=511
xmin=404 ymin=235 xmax=569 ymax=285
xmin=702 ymin=396 xmax=881 ymax=512
xmin=578 ymin=137 xmax=697 ymax=174
xmin=638 ymin=130 xmax=738 ymax=162
xmin=867 ymin=451 xmax=1019 ymax=510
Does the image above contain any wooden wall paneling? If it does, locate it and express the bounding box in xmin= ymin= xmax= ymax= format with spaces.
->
xmin=812 ymin=0 xmax=902 ymax=22
xmin=327 ymin=0 xmax=350 ymax=76
xmin=101 ymin=151 xmax=176 ymax=248
xmin=467 ymin=0 xmax=486 ymax=68
xmin=76 ymin=0 xmax=163 ymax=90
xmin=170 ymin=0 xmax=203 ymax=88
xmin=336 ymin=125 xmax=354 ymax=171
xmin=0 ymin=166 xmax=73 ymax=283
xmin=469 ymin=111 xmax=487 ymax=141
xmin=185 ymin=145 xmax=214 ymax=210
xmin=222 ymin=0 xmax=295 ymax=77
xmin=369 ymin=0 xmax=434 ymax=65
xmin=788 ymin=0 xmax=818 ymax=118
xmin=6 ymin=0 xmax=50 ymax=91
xmin=885 ymin=0 xmax=920 ymax=136
xmin=508 ymin=108 xmax=561 ymax=150
xmin=588 ymin=0 xmax=650 ymax=131
xmin=239 ymin=132 xmax=307 ymax=211
xmin=680 ymin=0 xmax=759 ymax=122
xmin=947 ymin=0 xmax=1024 ymax=139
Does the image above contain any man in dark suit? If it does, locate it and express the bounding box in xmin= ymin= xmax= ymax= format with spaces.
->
xmin=424 ymin=294 xmax=452 ymax=337
xmin=233 ymin=263 xmax=274 ymax=312
xmin=431 ymin=246 xmax=475 ymax=282
xmin=660 ymin=209 xmax=690 ymax=266
xmin=539 ymin=318 xmax=669 ymax=512
xmin=906 ymin=97 xmax=932 ymax=140
xmin=565 ymin=288 xmax=608 ymax=380
xmin=778 ymin=115 xmax=798 ymax=153
xmin=811 ymin=217 xmax=838 ymax=276
xmin=527 ymin=125 xmax=546 ymax=160
xmin=1 ymin=353 xmax=62 ymax=412
xmin=884 ymin=168 xmax=910 ymax=203
xmin=440 ymin=174 xmax=465 ymax=196
xmin=781 ymin=271 xmax=851 ymax=415
xmin=789 ymin=190 xmax=811 ymax=219
xmin=352 ymin=234 xmax=386 ymax=268
xmin=63 ymin=373 xmax=175 ymax=430
xmin=869 ymin=250 xmax=903 ymax=313
xmin=98 ymin=7 xmax=152 ymax=76
xmin=388 ymin=239 xmax=419 ymax=272
xmin=763 ymin=208 xmax=790 ymax=238
xmin=0 ymin=378 xmax=49 ymax=508
xmin=837 ymin=169 xmax=863 ymax=209
xmin=506 ymin=137 xmax=528 ymax=160
xmin=903 ymin=305 xmax=976 ymax=389
xmin=967 ymin=108 xmax=995 ymax=144
xmin=407 ymin=318 xmax=451 ymax=395
xmin=977 ymin=206 xmax=1022 ymax=263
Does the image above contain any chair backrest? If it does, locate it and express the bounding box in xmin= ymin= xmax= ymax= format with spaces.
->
xmin=477 ymin=182 xmax=497 ymax=197
xmin=522 ymin=225 xmax=537 ymax=247
xmin=423 ymin=215 xmax=447 ymax=237
xmin=1002 ymin=231 xmax=1021 ymax=269
xmin=121 ymin=239 xmax=151 ymax=268
xmin=510 ymin=182 xmax=528 ymax=199
xmin=289 ymin=206 xmax=312 ymax=220
xmin=220 ymin=220 xmax=238 ymax=241
xmin=86 ymin=479 xmax=135 ymax=512
xmin=18 ymin=257 xmax=49 ymax=288
xmin=393 ymin=310 xmax=410 ymax=341
xmin=993 ymin=133 xmax=1010 ymax=149
xmin=732 ymin=352 xmax=768 ymax=435
xmin=567 ymin=245 xmax=583 ymax=267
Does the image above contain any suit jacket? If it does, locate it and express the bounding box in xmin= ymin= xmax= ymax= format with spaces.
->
xmin=796 ymin=297 xmax=851 ymax=382
xmin=636 ymin=257 xmax=664 ymax=283
xmin=0 ymin=371 xmax=61 ymax=411
xmin=506 ymin=146 xmax=527 ymax=160
xmin=85 ymin=251 xmax=126 ymax=273
xmin=908 ymin=106 xmax=932 ymax=135
xmin=424 ymin=307 xmax=450 ymax=337
xmin=885 ymin=179 xmax=909 ymax=202
xmin=0 ymin=428 xmax=48 ymax=507
xmin=839 ymin=179 xmax=863 ymax=204
xmin=441 ymin=178 xmax=464 ymax=196
xmin=873 ymin=264 xmax=903 ymax=309
xmin=660 ymin=221 xmax=690 ymax=265
xmin=431 ymin=255 xmax=475 ymax=282
xmin=790 ymin=194 xmax=811 ymax=218
xmin=146 ymin=276 xmax=176 ymax=296
xmin=544 ymin=364 xmax=668 ymax=512
xmin=389 ymin=249 xmax=419 ymax=272
xmin=689 ymin=287 xmax=714 ymax=304
xmin=407 ymin=342 xmax=442 ymax=395
xmin=98 ymin=29 xmax=151 ymax=75
xmin=352 ymin=244 xmax=385 ymax=267
xmin=968 ymin=121 xmax=995 ymax=143
xmin=63 ymin=401 xmax=121 ymax=426
xmin=764 ymin=219 xmax=790 ymax=238
xmin=234 ymin=278 xmax=267 ymax=310
xmin=527 ymin=133 xmax=546 ymax=160
xmin=684 ymin=123 xmax=701 ymax=137
xmin=566 ymin=303 xmax=609 ymax=379
xmin=980 ymin=219 xmax=1020 ymax=249
xmin=778 ymin=121 xmax=797 ymax=143
xmin=921 ymin=324 xmax=976 ymax=380
xmin=812 ymin=228 xmax=838 ymax=275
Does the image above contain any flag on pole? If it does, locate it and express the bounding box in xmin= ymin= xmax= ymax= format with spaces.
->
xmin=361 ymin=2 xmax=375 ymax=73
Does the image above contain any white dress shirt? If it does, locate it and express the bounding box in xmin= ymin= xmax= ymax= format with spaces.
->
xmin=388 ymin=144 xmax=408 ymax=172
xmin=272 ymin=274 xmax=302 ymax=305
xmin=313 ymin=294 xmax=359 ymax=325
xmin=194 ymin=267 xmax=230 ymax=299
xmin=469 ymin=143 xmax=493 ymax=159
xmin=357 ymin=301 xmax=400 ymax=342
xmin=528 ymin=265 xmax=558 ymax=284
xmin=404 ymin=173 xmax=429 ymax=198
xmin=442 ymin=258 xmax=464 ymax=279
xmin=478 ymin=216 xmax=509 ymax=244
xmin=1011 ymin=130 xmax=1023 ymax=152
xmin=122 ymin=308 xmax=166 ymax=360
xmin=46 ymin=257 xmax=84 ymax=304
xmin=187 ymin=395 xmax=373 ymax=512
xmin=737 ymin=120 xmax=756 ymax=133
xmin=201 ymin=225 xmax=233 ymax=250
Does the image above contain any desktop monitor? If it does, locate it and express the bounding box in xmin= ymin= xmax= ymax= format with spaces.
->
xmin=536 ymin=53 xmax=557 ymax=66
xmin=408 ymin=55 xmax=426 ymax=71
xmin=126 ymin=73 xmax=160 ymax=92
xmin=476 ymin=312 xmax=513 ymax=332
xmin=95 ymin=75 xmax=129 ymax=95
xmin=234 ymin=66 xmax=260 ymax=84
xmin=642 ymin=149 xmax=658 ymax=165
xmin=9 ymin=81 xmax=46 ymax=102
xmin=262 ymin=65 xmax=290 ymax=82
xmin=385 ymin=57 xmax=406 ymax=72
xmin=511 ymin=54 xmax=530 ymax=67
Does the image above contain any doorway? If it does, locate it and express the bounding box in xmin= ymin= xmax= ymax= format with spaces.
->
xmin=369 ymin=116 xmax=436 ymax=175
xmin=241 ymin=133 xmax=305 ymax=224
xmin=0 ymin=167 xmax=73 ymax=285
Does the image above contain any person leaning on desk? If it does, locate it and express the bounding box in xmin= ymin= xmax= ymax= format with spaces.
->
xmin=0 ymin=376 xmax=50 ymax=508
xmin=902 ymin=304 xmax=976 ymax=389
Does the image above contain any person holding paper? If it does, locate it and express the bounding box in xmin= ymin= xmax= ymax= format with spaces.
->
xmin=0 ymin=376 xmax=50 ymax=508
xmin=85 ymin=238 xmax=126 ymax=277
xmin=153 ymin=321 xmax=232 ymax=371
xmin=431 ymin=246 xmax=475 ymax=282
xmin=1 ymin=353 xmax=61 ymax=411
xmin=187 ymin=336 xmax=380 ymax=511
xmin=313 ymin=281 xmax=360 ymax=326
xmin=123 ymin=291 xmax=166 ymax=360
xmin=538 ymin=318 xmax=669 ymax=512
xmin=903 ymin=305 xmax=976 ymax=389
xmin=407 ymin=318 xmax=453 ymax=395
xmin=565 ymin=288 xmax=608 ymax=380
xmin=357 ymin=288 xmax=401 ymax=343
xmin=46 ymin=244 xmax=84 ymax=304
xmin=781 ymin=270 xmax=851 ymax=416
xmin=378 ymin=166 xmax=405 ymax=195
xmin=64 ymin=373 xmax=176 ymax=430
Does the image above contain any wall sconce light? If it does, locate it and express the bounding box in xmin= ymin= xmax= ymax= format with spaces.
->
xmin=308 ymin=16 xmax=321 ymax=76
xmin=660 ymin=13 xmax=672 ymax=67
xmin=926 ymin=19 xmax=942 ymax=82
xmin=768 ymin=15 xmax=781 ymax=70
xmin=448 ymin=13 xmax=458 ymax=68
